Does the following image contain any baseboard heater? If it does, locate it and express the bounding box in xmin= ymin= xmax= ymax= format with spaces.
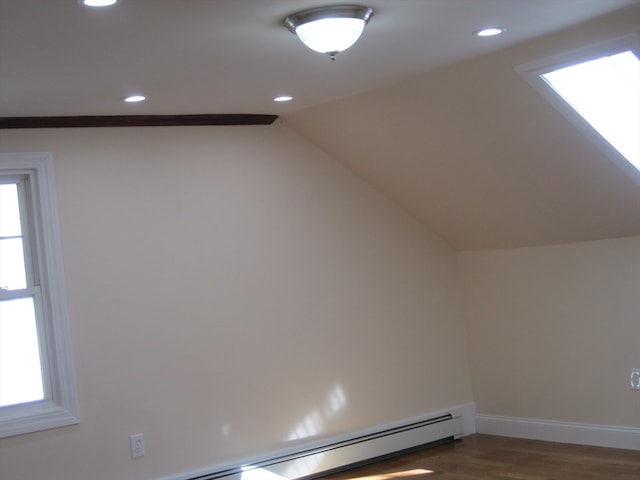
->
xmin=188 ymin=413 xmax=463 ymax=480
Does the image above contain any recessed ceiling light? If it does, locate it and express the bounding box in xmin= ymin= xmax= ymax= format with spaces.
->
xmin=475 ymin=27 xmax=505 ymax=37
xmin=274 ymin=96 xmax=293 ymax=102
xmin=80 ymin=0 xmax=119 ymax=6
xmin=122 ymin=95 xmax=146 ymax=103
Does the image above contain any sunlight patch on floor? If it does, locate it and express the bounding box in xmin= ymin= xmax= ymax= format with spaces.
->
xmin=342 ymin=468 xmax=434 ymax=480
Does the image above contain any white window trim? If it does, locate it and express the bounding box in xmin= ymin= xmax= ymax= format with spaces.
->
xmin=515 ymin=34 xmax=640 ymax=187
xmin=0 ymin=152 xmax=79 ymax=438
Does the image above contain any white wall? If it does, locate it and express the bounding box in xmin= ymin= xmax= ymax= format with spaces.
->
xmin=460 ymin=237 xmax=640 ymax=428
xmin=0 ymin=123 xmax=473 ymax=480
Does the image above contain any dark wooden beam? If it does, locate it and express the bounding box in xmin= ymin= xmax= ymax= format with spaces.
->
xmin=0 ymin=114 xmax=278 ymax=129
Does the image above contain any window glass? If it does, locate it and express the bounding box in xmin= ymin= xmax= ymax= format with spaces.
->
xmin=0 ymin=297 xmax=44 ymax=407
xmin=0 ymin=183 xmax=22 ymax=237
xmin=541 ymin=50 xmax=640 ymax=169
xmin=0 ymin=238 xmax=27 ymax=290
xmin=0 ymin=183 xmax=27 ymax=289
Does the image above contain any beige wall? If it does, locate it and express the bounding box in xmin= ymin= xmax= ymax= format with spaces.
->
xmin=0 ymin=124 xmax=473 ymax=480
xmin=2 ymin=122 xmax=639 ymax=480
xmin=460 ymin=237 xmax=640 ymax=428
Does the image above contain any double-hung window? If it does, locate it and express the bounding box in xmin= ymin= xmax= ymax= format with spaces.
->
xmin=0 ymin=152 xmax=79 ymax=438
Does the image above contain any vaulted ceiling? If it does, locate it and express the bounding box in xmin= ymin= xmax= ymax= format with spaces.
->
xmin=2 ymin=0 xmax=640 ymax=250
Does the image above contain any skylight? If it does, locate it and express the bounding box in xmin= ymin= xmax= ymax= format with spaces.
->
xmin=541 ymin=50 xmax=640 ymax=170
xmin=516 ymin=35 xmax=640 ymax=184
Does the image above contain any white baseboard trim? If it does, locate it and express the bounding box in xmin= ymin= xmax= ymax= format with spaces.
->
xmin=447 ymin=402 xmax=476 ymax=437
xmin=476 ymin=413 xmax=640 ymax=450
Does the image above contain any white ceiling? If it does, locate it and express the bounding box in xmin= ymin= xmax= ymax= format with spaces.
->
xmin=1 ymin=0 xmax=637 ymax=116
xmin=2 ymin=0 xmax=640 ymax=251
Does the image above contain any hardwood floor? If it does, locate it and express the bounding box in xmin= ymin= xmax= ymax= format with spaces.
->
xmin=315 ymin=434 xmax=640 ymax=480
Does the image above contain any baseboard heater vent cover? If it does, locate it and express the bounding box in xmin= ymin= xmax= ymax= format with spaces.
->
xmin=188 ymin=413 xmax=463 ymax=480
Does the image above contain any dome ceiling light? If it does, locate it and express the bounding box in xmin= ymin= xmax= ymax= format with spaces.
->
xmin=284 ymin=5 xmax=373 ymax=60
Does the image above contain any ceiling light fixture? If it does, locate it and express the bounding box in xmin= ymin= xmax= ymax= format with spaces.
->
xmin=80 ymin=0 xmax=119 ymax=7
xmin=474 ymin=27 xmax=505 ymax=37
xmin=284 ymin=5 xmax=373 ymax=60
xmin=273 ymin=95 xmax=293 ymax=102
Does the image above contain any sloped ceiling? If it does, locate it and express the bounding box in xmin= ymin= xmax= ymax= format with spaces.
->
xmin=286 ymin=5 xmax=640 ymax=250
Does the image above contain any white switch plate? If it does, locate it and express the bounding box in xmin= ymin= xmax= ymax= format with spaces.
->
xmin=631 ymin=369 xmax=640 ymax=390
xmin=130 ymin=433 xmax=145 ymax=458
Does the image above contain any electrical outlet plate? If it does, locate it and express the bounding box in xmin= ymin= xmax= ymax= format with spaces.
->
xmin=631 ymin=369 xmax=640 ymax=390
xmin=130 ymin=433 xmax=145 ymax=458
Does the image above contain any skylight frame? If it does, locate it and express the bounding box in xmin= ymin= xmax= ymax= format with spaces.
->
xmin=515 ymin=34 xmax=640 ymax=187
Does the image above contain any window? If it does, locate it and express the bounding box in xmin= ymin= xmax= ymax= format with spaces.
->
xmin=516 ymin=34 xmax=640 ymax=184
xmin=0 ymin=152 xmax=79 ymax=438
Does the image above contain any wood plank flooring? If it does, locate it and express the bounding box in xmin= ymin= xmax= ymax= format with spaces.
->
xmin=315 ymin=434 xmax=640 ymax=480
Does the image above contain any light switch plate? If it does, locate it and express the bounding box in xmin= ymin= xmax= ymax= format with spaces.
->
xmin=631 ymin=369 xmax=640 ymax=390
